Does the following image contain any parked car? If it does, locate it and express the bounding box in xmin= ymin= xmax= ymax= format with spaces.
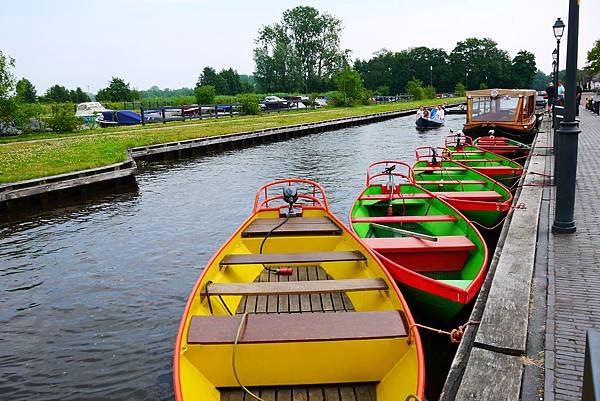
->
xmin=261 ymin=96 xmax=288 ymax=110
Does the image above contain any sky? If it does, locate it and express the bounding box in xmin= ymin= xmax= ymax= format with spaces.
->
xmin=1 ymin=0 xmax=598 ymax=93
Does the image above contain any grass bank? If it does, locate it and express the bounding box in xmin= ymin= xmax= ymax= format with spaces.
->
xmin=0 ymin=98 xmax=464 ymax=183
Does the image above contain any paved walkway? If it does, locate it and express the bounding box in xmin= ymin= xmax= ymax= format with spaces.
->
xmin=546 ymin=108 xmax=600 ymax=400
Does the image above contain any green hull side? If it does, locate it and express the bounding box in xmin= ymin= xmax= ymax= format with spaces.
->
xmin=400 ymin=283 xmax=467 ymax=324
xmin=461 ymin=209 xmax=502 ymax=227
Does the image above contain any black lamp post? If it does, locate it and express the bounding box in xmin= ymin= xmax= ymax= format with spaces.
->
xmin=552 ymin=18 xmax=565 ymax=111
xmin=552 ymin=51 xmax=558 ymax=129
xmin=552 ymin=2 xmax=580 ymax=234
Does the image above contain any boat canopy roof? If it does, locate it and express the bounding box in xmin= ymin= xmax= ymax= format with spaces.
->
xmin=466 ymin=89 xmax=536 ymax=98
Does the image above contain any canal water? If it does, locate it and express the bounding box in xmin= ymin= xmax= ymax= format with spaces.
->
xmin=1 ymin=114 xmax=467 ymax=400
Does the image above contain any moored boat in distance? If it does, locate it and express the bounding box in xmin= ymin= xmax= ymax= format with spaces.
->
xmin=443 ymin=133 xmax=523 ymax=187
xmin=463 ymin=88 xmax=538 ymax=144
xmin=413 ymin=147 xmax=513 ymax=227
xmin=174 ymin=179 xmax=424 ymax=401
xmin=349 ymin=162 xmax=489 ymax=323
xmin=473 ymin=131 xmax=531 ymax=164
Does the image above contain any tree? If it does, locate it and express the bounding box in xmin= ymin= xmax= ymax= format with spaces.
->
xmin=332 ymin=67 xmax=365 ymax=105
xmin=586 ymin=39 xmax=600 ymax=75
xmin=454 ymin=82 xmax=466 ymax=97
xmin=510 ymin=50 xmax=537 ymax=88
xmin=44 ymin=84 xmax=71 ymax=103
xmin=15 ymin=78 xmax=36 ymax=103
xmin=449 ymin=38 xmax=512 ymax=89
xmin=194 ymin=85 xmax=215 ymax=104
xmin=73 ymin=87 xmax=90 ymax=103
xmin=532 ymin=70 xmax=552 ymax=91
xmin=0 ymin=51 xmax=16 ymax=126
xmin=406 ymin=78 xmax=425 ymax=100
xmin=254 ymin=6 xmax=344 ymax=93
xmin=96 ymin=77 xmax=137 ymax=102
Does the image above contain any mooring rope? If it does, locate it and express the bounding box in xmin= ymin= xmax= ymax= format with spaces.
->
xmin=410 ymin=320 xmax=480 ymax=344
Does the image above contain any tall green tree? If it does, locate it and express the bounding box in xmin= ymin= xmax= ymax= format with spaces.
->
xmin=254 ymin=6 xmax=344 ymax=93
xmin=332 ymin=67 xmax=364 ymax=102
xmin=449 ymin=38 xmax=512 ymax=89
xmin=96 ymin=77 xmax=137 ymax=102
xmin=532 ymin=70 xmax=552 ymax=90
xmin=0 ymin=51 xmax=17 ymax=125
xmin=586 ymin=39 xmax=600 ymax=75
xmin=44 ymin=84 xmax=71 ymax=103
xmin=70 ymin=87 xmax=90 ymax=103
xmin=15 ymin=78 xmax=36 ymax=103
xmin=510 ymin=50 xmax=537 ymax=88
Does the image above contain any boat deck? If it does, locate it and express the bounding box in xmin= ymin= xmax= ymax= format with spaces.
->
xmin=219 ymin=266 xmax=377 ymax=401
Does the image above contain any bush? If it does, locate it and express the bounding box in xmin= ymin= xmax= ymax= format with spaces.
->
xmin=406 ymin=78 xmax=425 ymax=100
xmin=424 ymin=85 xmax=436 ymax=99
xmin=454 ymin=82 xmax=466 ymax=97
xmin=46 ymin=107 xmax=82 ymax=132
xmin=237 ymin=93 xmax=261 ymax=115
xmin=195 ymin=85 xmax=216 ymax=104
xmin=13 ymin=103 xmax=44 ymax=130
xmin=328 ymin=91 xmax=352 ymax=107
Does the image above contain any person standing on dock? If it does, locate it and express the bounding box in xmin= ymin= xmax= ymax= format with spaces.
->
xmin=545 ymin=82 xmax=555 ymax=112
xmin=576 ymin=85 xmax=582 ymax=116
xmin=557 ymin=80 xmax=565 ymax=105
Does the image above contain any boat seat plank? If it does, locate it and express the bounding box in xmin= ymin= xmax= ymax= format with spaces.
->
xmin=242 ymin=217 xmax=342 ymax=237
xmin=205 ymin=278 xmax=388 ymax=296
xmin=358 ymin=193 xmax=431 ymax=201
xmin=219 ymin=383 xmax=376 ymax=401
xmin=220 ymin=251 xmax=366 ymax=266
xmin=413 ymin=166 xmax=468 ymax=172
xmin=351 ymin=215 xmax=457 ymax=224
xmin=187 ymin=310 xmax=407 ymax=344
xmin=363 ymin=236 xmax=475 ymax=253
xmin=436 ymin=190 xmax=504 ymax=201
xmin=416 ymin=180 xmax=487 ymax=185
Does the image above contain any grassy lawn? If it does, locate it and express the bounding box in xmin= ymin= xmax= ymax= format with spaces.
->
xmin=0 ymin=98 xmax=464 ymax=184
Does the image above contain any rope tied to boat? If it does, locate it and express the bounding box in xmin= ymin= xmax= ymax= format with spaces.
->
xmin=410 ymin=320 xmax=480 ymax=344
xmin=232 ymin=312 xmax=268 ymax=401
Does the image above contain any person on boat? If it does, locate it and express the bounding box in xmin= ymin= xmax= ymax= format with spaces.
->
xmin=557 ymin=80 xmax=565 ymax=105
xmin=436 ymin=105 xmax=445 ymax=120
xmin=429 ymin=107 xmax=437 ymax=120
xmin=416 ymin=106 xmax=424 ymax=119
xmin=423 ymin=108 xmax=430 ymax=119
xmin=545 ymin=82 xmax=555 ymax=112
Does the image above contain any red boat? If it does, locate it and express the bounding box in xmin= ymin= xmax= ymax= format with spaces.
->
xmin=472 ymin=132 xmax=531 ymax=164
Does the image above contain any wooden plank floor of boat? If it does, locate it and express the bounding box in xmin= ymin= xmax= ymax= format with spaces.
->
xmin=219 ymin=265 xmax=377 ymax=401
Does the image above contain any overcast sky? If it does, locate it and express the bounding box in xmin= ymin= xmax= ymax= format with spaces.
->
xmin=1 ymin=0 xmax=598 ymax=93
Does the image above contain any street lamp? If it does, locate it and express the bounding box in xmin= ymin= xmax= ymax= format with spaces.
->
xmin=430 ymin=65 xmax=433 ymax=87
xmin=553 ymin=18 xmax=565 ymax=108
xmin=465 ymin=69 xmax=470 ymax=90
xmin=552 ymin=4 xmax=579 ymax=234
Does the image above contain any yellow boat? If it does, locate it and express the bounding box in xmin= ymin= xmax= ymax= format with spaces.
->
xmin=174 ymin=179 xmax=425 ymax=401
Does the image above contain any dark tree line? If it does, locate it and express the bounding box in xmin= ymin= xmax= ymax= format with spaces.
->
xmin=196 ymin=67 xmax=255 ymax=95
xmin=354 ymin=38 xmax=537 ymax=94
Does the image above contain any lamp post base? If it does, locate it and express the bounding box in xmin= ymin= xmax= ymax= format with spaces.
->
xmin=552 ymin=220 xmax=576 ymax=234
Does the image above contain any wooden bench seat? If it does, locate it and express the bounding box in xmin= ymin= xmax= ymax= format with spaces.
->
xmin=242 ymin=217 xmax=341 ymax=237
xmin=351 ymin=215 xmax=457 ymax=224
xmin=363 ymin=236 xmax=475 ymax=272
xmin=416 ymin=180 xmax=487 ymax=185
xmin=413 ymin=166 xmax=468 ymax=172
xmin=435 ymin=190 xmax=504 ymax=201
xmin=204 ymin=278 xmax=388 ymax=296
xmin=187 ymin=310 xmax=407 ymax=344
xmin=358 ymin=193 xmax=431 ymax=201
xmin=220 ymin=251 xmax=366 ymax=266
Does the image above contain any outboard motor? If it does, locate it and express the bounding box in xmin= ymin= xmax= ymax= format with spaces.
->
xmin=431 ymin=147 xmax=438 ymax=165
xmin=282 ymin=185 xmax=298 ymax=216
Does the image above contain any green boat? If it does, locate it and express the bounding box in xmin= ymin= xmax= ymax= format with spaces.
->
xmin=413 ymin=146 xmax=513 ymax=228
xmin=443 ymin=133 xmax=523 ymax=187
xmin=473 ymin=133 xmax=531 ymax=165
xmin=349 ymin=160 xmax=489 ymax=323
